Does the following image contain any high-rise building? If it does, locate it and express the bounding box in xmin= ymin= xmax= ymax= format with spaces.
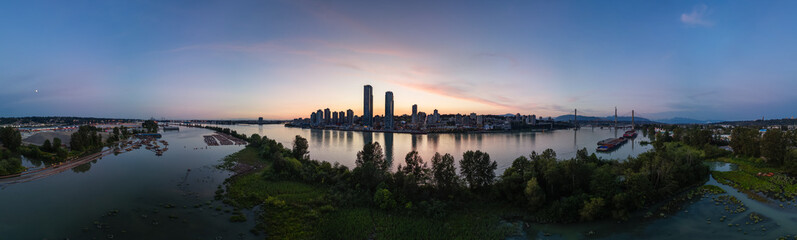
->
xmin=346 ymin=109 xmax=354 ymax=125
xmin=385 ymin=91 xmax=394 ymax=130
xmin=316 ymin=109 xmax=323 ymax=125
xmin=411 ymin=104 xmax=418 ymax=124
xmin=417 ymin=112 xmax=427 ymax=127
xmin=339 ymin=111 xmax=345 ymax=124
xmin=258 ymin=117 xmax=263 ymax=124
xmin=363 ymin=85 xmax=373 ymax=127
xmin=310 ymin=112 xmax=316 ymax=125
xmin=324 ymin=108 xmax=331 ymax=125
xmin=433 ymin=109 xmax=440 ymax=124
xmin=332 ymin=111 xmax=338 ymax=124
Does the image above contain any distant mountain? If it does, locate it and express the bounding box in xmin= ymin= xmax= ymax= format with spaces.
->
xmin=655 ymin=117 xmax=721 ymax=124
xmin=554 ymin=115 xmax=655 ymax=123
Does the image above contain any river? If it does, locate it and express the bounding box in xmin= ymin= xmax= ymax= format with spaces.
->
xmin=1 ymin=125 xmax=794 ymax=239
xmin=208 ymin=124 xmax=653 ymax=171
xmin=0 ymin=127 xmax=256 ymax=239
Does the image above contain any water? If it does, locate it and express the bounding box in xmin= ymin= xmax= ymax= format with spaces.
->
xmin=706 ymin=162 xmax=739 ymax=172
xmin=208 ymin=124 xmax=653 ymax=171
xmin=522 ymin=176 xmax=797 ymax=239
xmin=0 ymin=127 xmax=257 ymax=239
xmin=2 ymin=125 xmax=794 ymax=239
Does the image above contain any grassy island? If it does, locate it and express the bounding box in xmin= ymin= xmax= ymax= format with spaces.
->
xmin=216 ymin=126 xmax=719 ymax=239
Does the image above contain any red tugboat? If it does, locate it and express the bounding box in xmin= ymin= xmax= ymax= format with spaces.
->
xmin=623 ymin=130 xmax=637 ymax=138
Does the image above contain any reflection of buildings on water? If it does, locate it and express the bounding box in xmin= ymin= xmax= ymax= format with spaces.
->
xmin=411 ymin=134 xmax=423 ymax=150
xmin=454 ymin=133 xmax=462 ymax=150
xmin=346 ymin=131 xmax=353 ymax=149
xmin=384 ymin=132 xmax=394 ymax=167
xmin=427 ymin=134 xmax=439 ymax=152
xmin=323 ymin=130 xmax=331 ymax=148
xmin=362 ymin=131 xmax=373 ymax=144
xmin=310 ymin=129 xmax=323 ymax=148
xmin=475 ymin=133 xmax=483 ymax=150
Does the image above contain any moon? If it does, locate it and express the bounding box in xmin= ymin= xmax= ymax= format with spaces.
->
xmin=34 ymin=89 xmax=38 ymax=93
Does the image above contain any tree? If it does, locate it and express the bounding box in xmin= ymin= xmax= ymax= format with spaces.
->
xmin=42 ymin=139 xmax=53 ymax=153
xmin=271 ymin=152 xmax=302 ymax=178
xmin=524 ymin=177 xmax=545 ymax=211
xmin=672 ymin=127 xmax=683 ymax=142
xmin=353 ymin=142 xmax=390 ymax=192
xmin=0 ymin=157 xmax=24 ymax=176
xmin=459 ymin=150 xmax=497 ymax=190
xmin=70 ymin=125 xmax=102 ymax=151
xmin=292 ymin=135 xmax=309 ymax=160
xmin=52 ymin=138 xmax=62 ymax=152
xmin=647 ymin=127 xmax=657 ymax=141
xmin=431 ymin=153 xmax=459 ymax=195
xmin=120 ymin=126 xmax=130 ymax=137
xmin=142 ymin=120 xmax=158 ymax=133
xmin=579 ymin=197 xmax=606 ymax=221
xmin=374 ymin=186 xmax=397 ymax=210
xmin=400 ymin=151 xmax=429 ymax=184
xmin=0 ymin=127 xmax=22 ymax=151
xmin=761 ymin=129 xmax=787 ymax=166
xmin=730 ymin=127 xmax=761 ymax=157
xmin=249 ymin=134 xmax=262 ymax=148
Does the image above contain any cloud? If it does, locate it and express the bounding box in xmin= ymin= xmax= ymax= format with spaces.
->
xmin=681 ymin=4 xmax=713 ymax=27
xmin=393 ymin=80 xmax=516 ymax=109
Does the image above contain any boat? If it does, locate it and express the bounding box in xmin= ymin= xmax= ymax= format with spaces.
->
xmin=596 ymin=138 xmax=628 ymax=152
xmin=597 ymin=145 xmax=611 ymax=152
xmin=598 ymin=138 xmax=614 ymax=145
xmin=623 ymin=130 xmax=637 ymax=138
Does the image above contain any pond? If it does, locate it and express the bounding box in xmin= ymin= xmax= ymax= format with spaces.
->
xmin=706 ymin=162 xmax=739 ymax=172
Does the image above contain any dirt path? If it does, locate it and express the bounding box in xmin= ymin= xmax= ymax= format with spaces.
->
xmin=0 ymin=149 xmax=113 ymax=185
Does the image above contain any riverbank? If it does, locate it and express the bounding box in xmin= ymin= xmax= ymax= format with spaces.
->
xmin=283 ymin=123 xmax=569 ymax=135
xmin=707 ymin=157 xmax=797 ymax=203
xmin=0 ymin=148 xmax=113 ymax=184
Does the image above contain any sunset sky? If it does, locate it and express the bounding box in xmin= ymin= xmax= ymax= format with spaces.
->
xmin=2 ymin=0 xmax=796 ymax=121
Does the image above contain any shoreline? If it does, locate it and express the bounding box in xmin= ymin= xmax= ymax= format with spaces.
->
xmin=0 ymin=148 xmax=113 ymax=185
xmin=282 ymin=124 xmax=582 ymax=135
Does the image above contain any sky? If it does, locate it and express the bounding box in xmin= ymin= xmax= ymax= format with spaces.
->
xmin=1 ymin=0 xmax=796 ymax=121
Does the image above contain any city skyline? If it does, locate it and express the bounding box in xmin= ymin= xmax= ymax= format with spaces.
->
xmin=3 ymin=1 xmax=797 ymax=121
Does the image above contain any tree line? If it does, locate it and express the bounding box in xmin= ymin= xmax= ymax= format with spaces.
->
xmin=0 ymin=127 xmax=25 ymax=176
xmin=729 ymin=127 xmax=797 ymax=174
xmin=242 ymin=131 xmax=710 ymax=223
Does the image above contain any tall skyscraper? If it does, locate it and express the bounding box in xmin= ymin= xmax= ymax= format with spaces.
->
xmin=316 ymin=109 xmax=323 ymax=125
xmin=310 ymin=112 xmax=316 ymax=125
xmin=363 ymin=85 xmax=373 ymax=127
xmin=346 ymin=109 xmax=354 ymax=125
xmin=324 ymin=108 xmax=331 ymax=125
xmin=411 ymin=104 xmax=418 ymax=124
xmin=332 ymin=111 xmax=338 ymax=124
xmin=385 ymin=91 xmax=394 ymax=130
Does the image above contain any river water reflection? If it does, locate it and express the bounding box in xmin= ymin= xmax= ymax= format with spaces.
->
xmin=2 ymin=125 xmax=794 ymax=239
xmin=0 ymin=127 xmax=257 ymax=239
xmin=211 ymin=124 xmax=653 ymax=172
